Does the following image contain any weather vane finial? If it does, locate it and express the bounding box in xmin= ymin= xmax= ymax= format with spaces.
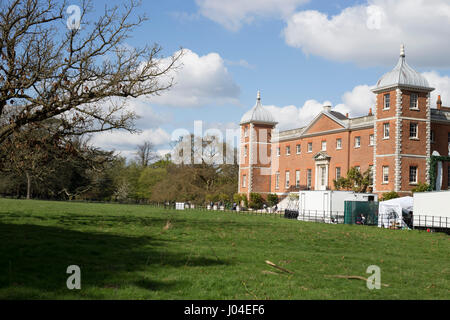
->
xmin=400 ymin=44 xmax=405 ymax=58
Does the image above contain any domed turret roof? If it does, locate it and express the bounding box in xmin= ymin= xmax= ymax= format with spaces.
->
xmin=240 ymin=91 xmax=277 ymax=125
xmin=373 ymin=45 xmax=433 ymax=93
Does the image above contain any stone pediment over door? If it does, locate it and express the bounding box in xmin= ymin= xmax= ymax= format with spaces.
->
xmin=313 ymin=151 xmax=331 ymax=162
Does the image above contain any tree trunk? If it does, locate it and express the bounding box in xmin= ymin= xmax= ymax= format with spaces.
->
xmin=26 ymin=172 xmax=32 ymax=200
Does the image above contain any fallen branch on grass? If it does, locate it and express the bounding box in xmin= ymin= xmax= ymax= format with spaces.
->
xmin=265 ymin=260 xmax=294 ymax=274
xmin=163 ymin=220 xmax=172 ymax=230
xmin=325 ymin=275 xmax=390 ymax=287
xmin=261 ymin=270 xmax=279 ymax=276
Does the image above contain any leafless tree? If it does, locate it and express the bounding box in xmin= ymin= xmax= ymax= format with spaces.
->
xmin=135 ymin=140 xmax=158 ymax=167
xmin=0 ymin=0 xmax=182 ymax=143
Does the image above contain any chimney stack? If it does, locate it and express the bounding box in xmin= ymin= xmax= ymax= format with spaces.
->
xmin=368 ymin=108 xmax=373 ymax=116
xmin=323 ymin=105 xmax=332 ymax=112
xmin=346 ymin=113 xmax=349 ymax=118
xmin=437 ymin=95 xmax=442 ymax=109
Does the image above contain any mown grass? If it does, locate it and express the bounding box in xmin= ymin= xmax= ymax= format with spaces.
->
xmin=0 ymin=198 xmax=448 ymax=300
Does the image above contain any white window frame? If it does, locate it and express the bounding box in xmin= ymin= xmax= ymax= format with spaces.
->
xmin=244 ymin=127 xmax=248 ymax=137
xmin=286 ymin=146 xmax=291 ymax=156
xmin=336 ymin=138 xmax=342 ymax=150
xmin=277 ymin=147 xmax=280 ymax=157
xmin=369 ymin=134 xmax=374 ymax=146
xmin=295 ymin=170 xmax=300 ymax=188
xmin=307 ymin=142 xmax=312 ymax=153
xmin=296 ymin=144 xmax=301 ymax=154
xmin=285 ymin=171 xmax=290 ymax=189
xmin=409 ymin=166 xmax=418 ymax=184
xmin=242 ymin=175 xmax=247 ymax=188
xmin=244 ymin=145 xmax=248 ymax=157
xmin=383 ymin=123 xmax=390 ymax=139
xmin=307 ymin=169 xmax=312 ymax=189
xmin=410 ymin=93 xmax=419 ymax=110
xmin=321 ymin=141 xmax=327 ymax=151
xmin=383 ymin=93 xmax=390 ymax=110
xmin=382 ymin=166 xmax=389 ymax=184
xmin=355 ymin=136 xmax=361 ymax=148
xmin=336 ymin=167 xmax=341 ymax=180
xmin=410 ymin=123 xmax=418 ymax=139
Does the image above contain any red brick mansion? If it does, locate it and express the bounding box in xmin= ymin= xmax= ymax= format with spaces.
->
xmin=238 ymin=46 xmax=450 ymax=198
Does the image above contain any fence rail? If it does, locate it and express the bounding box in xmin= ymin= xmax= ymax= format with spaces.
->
xmin=1 ymin=197 xmax=448 ymax=233
xmin=169 ymin=204 xmax=450 ymax=233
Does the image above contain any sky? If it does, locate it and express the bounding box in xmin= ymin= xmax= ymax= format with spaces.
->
xmin=77 ymin=0 xmax=450 ymax=160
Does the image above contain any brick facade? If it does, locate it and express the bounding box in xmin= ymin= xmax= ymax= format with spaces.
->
xmin=238 ymin=52 xmax=450 ymax=199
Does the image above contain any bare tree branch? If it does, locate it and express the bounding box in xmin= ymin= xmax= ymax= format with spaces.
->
xmin=0 ymin=0 xmax=182 ymax=143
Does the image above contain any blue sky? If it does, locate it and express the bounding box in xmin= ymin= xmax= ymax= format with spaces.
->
xmin=84 ymin=0 xmax=450 ymax=159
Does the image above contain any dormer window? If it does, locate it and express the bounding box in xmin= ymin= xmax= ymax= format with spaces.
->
xmin=410 ymin=93 xmax=419 ymax=110
xmin=383 ymin=94 xmax=390 ymax=110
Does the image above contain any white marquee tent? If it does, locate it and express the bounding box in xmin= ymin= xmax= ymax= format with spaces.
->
xmin=378 ymin=196 xmax=413 ymax=229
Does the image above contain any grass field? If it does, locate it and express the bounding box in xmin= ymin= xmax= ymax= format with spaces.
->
xmin=0 ymin=198 xmax=448 ymax=300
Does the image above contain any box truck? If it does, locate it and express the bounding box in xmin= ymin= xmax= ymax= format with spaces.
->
xmin=297 ymin=191 xmax=378 ymax=223
xmin=413 ymin=191 xmax=450 ymax=230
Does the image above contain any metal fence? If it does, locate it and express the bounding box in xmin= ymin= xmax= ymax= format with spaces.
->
xmin=2 ymin=196 xmax=447 ymax=233
xmin=170 ymin=204 xmax=449 ymax=234
xmin=412 ymin=215 xmax=450 ymax=230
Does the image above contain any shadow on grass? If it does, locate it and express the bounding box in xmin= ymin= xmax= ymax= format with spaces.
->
xmin=0 ymin=211 xmax=272 ymax=230
xmin=0 ymin=222 xmax=228 ymax=299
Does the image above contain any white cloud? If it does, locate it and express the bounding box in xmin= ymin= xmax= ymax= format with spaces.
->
xmin=91 ymin=128 xmax=171 ymax=151
xmin=334 ymin=85 xmax=376 ymax=117
xmin=263 ymin=85 xmax=377 ymax=131
xmin=196 ymin=0 xmax=309 ymax=31
xmin=148 ymin=49 xmax=240 ymax=107
xmin=283 ymin=0 xmax=450 ymax=67
xmin=422 ymin=71 xmax=450 ymax=107
xmin=225 ymin=59 xmax=255 ymax=69
xmin=265 ymin=99 xmax=332 ymax=131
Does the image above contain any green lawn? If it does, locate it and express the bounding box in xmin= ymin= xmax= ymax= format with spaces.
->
xmin=0 ymin=198 xmax=448 ymax=300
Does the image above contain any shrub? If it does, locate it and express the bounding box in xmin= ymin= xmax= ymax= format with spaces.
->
xmin=412 ymin=183 xmax=431 ymax=193
xmin=233 ymin=193 xmax=248 ymax=207
xmin=249 ymin=193 xmax=264 ymax=209
xmin=218 ymin=193 xmax=229 ymax=203
xmin=381 ymin=191 xmax=399 ymax=201
xmin=267 ymin=193 xmax=279 ymax=207
xmin=241 ymin=194 xmax=248 ymax=208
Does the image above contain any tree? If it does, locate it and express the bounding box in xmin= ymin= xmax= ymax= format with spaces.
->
xmin=267 ymin=194 xmax=279 ymax=207
xmin=150 ymin=133 xmax=238 ymax=204
xmin=249 ymin=193 xmax=264 ymax=209
xmin=0 ymin=122 xmax=69 ymax=199
xmin=381 ymin=191 xmax=399 ymax=201
xmin=0 ymin=122 xmax=115 ymax=200
xmin=0 ymin=0 xmax=182 ymax=143
xmin=333 ymin=167 xmax=371 ymax=193
xmin=412 ymin=183 xmax=431 ymax=193
xmin=135 ymin=141 xmax=158 ymax=168
xmin=135 ymin=166 xmax=166 ymax=200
